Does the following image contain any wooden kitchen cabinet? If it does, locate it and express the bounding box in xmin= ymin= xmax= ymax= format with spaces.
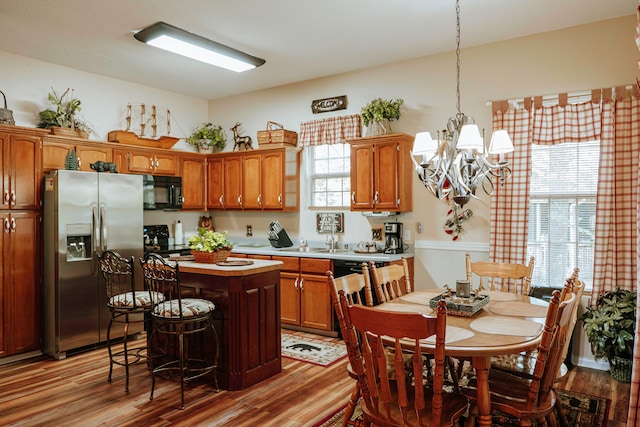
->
xmin=206 ymin=147 xmax=300 ymax=212
xmin=0 ymin=211 xmax=41 ymax=357
xmin=42 ymin=136 xmax=112 ymax=172
xmin=349 ymin=133 xmax=413 ymax=212
xmin=179 ymin=153 xmax=206 ymax=210
xmin=0 ymin=127 xmax=44 ymax=210
xmin=274 ymin=256 xmax=333 ymax=333
xmin=113 ymin=147 xmax=178 ymax=175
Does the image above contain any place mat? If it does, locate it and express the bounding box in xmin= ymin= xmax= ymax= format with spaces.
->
xmin=489 ymin=301 xmax=548 ymax=318
xmin=478 ymin=290 xmax=517 ymax=301
xmin=398 ymin=291 xmax=442 ymax=305
xmin=167 ymin=254 xmax=195 ymax=261
xmin=377 ymin=302 xmax=432 ymax=314
xmin=422 ymin=326 xmax=474 ymax=344
xmin=470 ymin=316 xmax=542 ymax=336
xmin=216 ymin=259 xmax=254 ymax=266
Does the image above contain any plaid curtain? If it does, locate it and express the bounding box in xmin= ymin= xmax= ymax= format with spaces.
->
xmin=490 ymin=106 xmax=532 ymax=273
xmin=591 ymin=96 xmax=638 ymax=301
xmin=299 ymin=114 xmax=361 ymax=146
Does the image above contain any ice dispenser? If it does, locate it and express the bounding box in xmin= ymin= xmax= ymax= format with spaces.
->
xmin=66 ymin=224 xmax=92 ymax=261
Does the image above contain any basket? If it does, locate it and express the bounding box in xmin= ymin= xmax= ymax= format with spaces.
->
xmin=609 ymin=356 xmax=632 ymax=383
xmin=257 ymin=121 xmax=298 ymax=146
xmin=191 ymin=249 xmax=231 ymax=264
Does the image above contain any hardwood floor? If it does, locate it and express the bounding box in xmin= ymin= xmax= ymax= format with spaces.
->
xmin=0 ymin=332 xmax=630 ymax=426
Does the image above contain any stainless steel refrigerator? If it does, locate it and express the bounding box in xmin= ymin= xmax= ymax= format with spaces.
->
xmin=43 ymin=170 xmax=144 ymax=359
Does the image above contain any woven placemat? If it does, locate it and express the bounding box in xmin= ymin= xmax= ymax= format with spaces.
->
xmin=399 ymin=291 xmax=442 ymax=305
xmin=377 ymin=302 xmax=433 ymax=314
xmin=478 ymin=290 xmax=517 ymax=301
xmin=470 ymin=316 xmax=542 ymax=336
xmin=489 ymin=301 xmax=548 ymax=318
xmin=422 ymin=326 xmax=475 ymax=344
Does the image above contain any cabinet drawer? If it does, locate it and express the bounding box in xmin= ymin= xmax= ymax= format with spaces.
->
xmin=272 ymin=256 xmax=300 ymax=272
xmin=300 ymin=258 xmax=332 ymax=274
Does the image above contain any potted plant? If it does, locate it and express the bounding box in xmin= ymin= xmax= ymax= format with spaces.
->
xmin=187 ymin=228 xmax=233 ymax=263
xmin=360 ymin=98 xmax=404 ymax=136
xmin=186 ymin=122 xmax=227 ymax=153
xmin=581 ymin=287 xmax=636 ymax=382
xmin=37 ymin=87 xmax=91 ymax=138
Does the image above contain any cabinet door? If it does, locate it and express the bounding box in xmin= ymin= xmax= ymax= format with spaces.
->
xmin=126 ymin=150 xmax=155 ymax=174
xmin=1 ymin=212 xmax=41 ymax=356
xmin=350 ymin=143 xmax=374 ymax=210
xmin=300 ymin=273 xmax=332 ymax=331
xmin=242 ymin=154 xmax=262 ymax=210
xmin=153 ymin=152 xmax=179 ymax=175
xmin=181 ymin=155 xmax=206 ymax=210
xmin=5 ymin=133 xmax=41 ymax=210
xmin=42 ymin=141 xmax=73 ymax=171
xmin=280 ymin=272 xmax=301 ymax=326
xmin=75 ymin=145 xmax=112 ymax=172
xmin=207 ymin=157 xmax=225 ymax=209
xmin=224 ymin=156 xmax=243 ymax=209
xmin=262 ymin=151 xmax=284 ymax=210
xmin=374 ymin=141 xmax=400 ymax=210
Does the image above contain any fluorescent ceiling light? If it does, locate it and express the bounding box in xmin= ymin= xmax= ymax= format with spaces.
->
xmin=134 ymin=21 xmax=265 ymax=73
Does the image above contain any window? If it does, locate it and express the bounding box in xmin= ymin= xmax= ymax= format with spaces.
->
xmin=307 ymin=143 xmax=351 ymax=208
xmin=527 ymin=141 xmax=599 ymax=289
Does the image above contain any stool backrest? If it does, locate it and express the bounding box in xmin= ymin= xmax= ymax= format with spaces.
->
xmin=98 ymin=250 xmax=138 ymax=308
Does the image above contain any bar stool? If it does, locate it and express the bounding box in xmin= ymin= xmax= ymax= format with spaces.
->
xmin=140 ymin=253 xmax=219 ymax=409
xmin=98 ymin=250 xmax=159 ymax=392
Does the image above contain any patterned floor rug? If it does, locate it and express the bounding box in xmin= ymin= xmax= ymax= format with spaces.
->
xmin=314 ymin=389 xmax=611 ymax=427
xmin=281 ymin=331 xmax=347 ymax=367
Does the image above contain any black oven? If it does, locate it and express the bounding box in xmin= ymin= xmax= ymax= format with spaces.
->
xmin=143 ymin=175 xmax=183 ymax=210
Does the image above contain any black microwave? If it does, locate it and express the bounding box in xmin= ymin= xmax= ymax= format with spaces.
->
xmin=143 ymin=175 xmax=183 ymax=210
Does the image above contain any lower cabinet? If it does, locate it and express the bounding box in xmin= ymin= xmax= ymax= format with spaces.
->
xmin=0 ymin=211 xmax=41 ymax=358
xmin=275 ymin=256 xmax=333 ymax=332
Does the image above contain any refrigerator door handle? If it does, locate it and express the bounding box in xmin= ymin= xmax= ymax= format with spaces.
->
xmin=100 ymin=204 xmax=107 ymax=252
xmin=92 ymin=204 xmax=100 ymax=254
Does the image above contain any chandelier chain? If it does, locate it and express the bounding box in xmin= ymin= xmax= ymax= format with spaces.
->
xmin=455 ymin=0 xmax=461 ymax=115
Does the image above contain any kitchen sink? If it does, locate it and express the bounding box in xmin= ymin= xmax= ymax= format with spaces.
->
xmin=236 ymin=243 xmax=269 ymax=248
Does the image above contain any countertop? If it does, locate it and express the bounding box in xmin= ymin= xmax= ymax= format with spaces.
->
xmin=229 ymin=239 xmax=414 ymax=262
xmin=178 ymin=258 xmax=283 ymax=276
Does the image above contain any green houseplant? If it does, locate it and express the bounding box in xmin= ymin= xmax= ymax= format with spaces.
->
xmin=360 ymin=98 xmax=404 ymax=136
xmin=188 ymin=228 xmax=233 ymax=263
xmin=37 ymin=87 xmax=90 ymax=137
xmin=581 ymin=287 xmax=636 ymax=382
xmin=186 ymin=122 xmax=227 ymax=153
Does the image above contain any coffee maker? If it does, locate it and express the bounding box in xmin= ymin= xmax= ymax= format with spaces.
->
xmin=384 ymin=222 xmax=403 ymax=254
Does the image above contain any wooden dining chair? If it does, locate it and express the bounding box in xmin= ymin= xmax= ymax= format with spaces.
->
xmin=462 ymin=289 xmax=578 ymax=427
xmin=368 ymin=256 xmax=412 ymax=304
xmin=465 ymin=252 xmax=535 ymax=295
xmin=327 ymin=268 xmax=372 ymax=427
xmin=339 ymin=292 xmax=469 ymax=427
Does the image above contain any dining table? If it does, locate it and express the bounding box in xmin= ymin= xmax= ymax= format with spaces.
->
xmin=376 ymin=289 xmax=549 ymax=427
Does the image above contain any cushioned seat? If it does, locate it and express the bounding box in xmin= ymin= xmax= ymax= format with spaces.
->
xmin=141 ymin=253 xmax=219 ymax=409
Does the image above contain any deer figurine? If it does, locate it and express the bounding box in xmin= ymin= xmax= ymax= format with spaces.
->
xmin=230 ymin=122 xmax=253 ymax=151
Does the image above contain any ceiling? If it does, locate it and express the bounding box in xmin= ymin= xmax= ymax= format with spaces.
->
xmin=0 ymin=0 xmax=634 ymax=100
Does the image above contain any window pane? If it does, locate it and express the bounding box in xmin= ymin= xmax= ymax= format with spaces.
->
xmin=308 ymin=143 xmax=351 ymax=208
xmin=527 ymin=140 xmax=599 ymax=290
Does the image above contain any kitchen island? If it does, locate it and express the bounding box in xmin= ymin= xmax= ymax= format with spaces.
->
xmin=175 ymin=258 xmax=282 ymax=390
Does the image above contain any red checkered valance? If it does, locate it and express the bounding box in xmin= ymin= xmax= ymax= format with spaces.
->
xmin=299 ymin=114 xmax=361 ymax=146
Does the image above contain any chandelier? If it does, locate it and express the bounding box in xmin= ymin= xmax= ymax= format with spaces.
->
xmin=411 ymin=0 xmax=513 ymax=207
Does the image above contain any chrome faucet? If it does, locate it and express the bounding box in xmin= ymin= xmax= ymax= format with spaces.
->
xmin=326 ymin=215 xmax=338 ymax=253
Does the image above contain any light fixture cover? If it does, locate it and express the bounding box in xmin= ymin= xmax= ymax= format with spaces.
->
xmin=134 ymin=21 xmax=265 ymax=73
xmin=413 ymin=132 xmax=438 ymax=156
xmin=488 ymin=129 xmax=514 ymax=154
xmin=456 ymin=124 xmax=484 ymax=150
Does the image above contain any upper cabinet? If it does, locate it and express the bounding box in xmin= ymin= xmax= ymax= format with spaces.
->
xmin=180 ymin=154 xmax=207 ymax=211
xmin=43 ymin=136 xmax=112 ymax=172
xmin=207 ymin=147 xmax=300 ymax=212
xmin=0 ymin=125 xmax=46 ymax=210
xmin=113 ymin=147 xmax=179 ymax=176
xmin=348 ymin=133 xmax=413 ymax=212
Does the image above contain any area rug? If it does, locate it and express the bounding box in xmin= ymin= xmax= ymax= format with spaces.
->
xmin=281 ymin=331 xmax=347 ymax=367
xmin=313 ymin=389 xmax=610 ymax=427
